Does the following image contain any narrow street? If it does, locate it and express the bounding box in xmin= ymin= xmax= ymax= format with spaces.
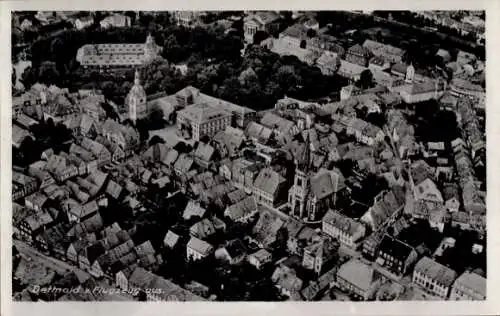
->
xmin=14 ymin=239 xmax=135 ymax=301
xmin=14 ymin=239 xmax=89 ymax=281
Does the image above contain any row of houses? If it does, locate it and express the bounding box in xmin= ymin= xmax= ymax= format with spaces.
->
xmin=335 ymin=256 xmax=485 ymax=301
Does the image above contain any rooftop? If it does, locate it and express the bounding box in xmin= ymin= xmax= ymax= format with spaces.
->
xmin=414 ymin=256 xmax=457 ymax=287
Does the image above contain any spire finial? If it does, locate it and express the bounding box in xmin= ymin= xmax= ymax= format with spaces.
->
xmin=299 ymin=132 xmax=311 ymax=172
xmin=134 ymin=68 xmax=140 ymax=85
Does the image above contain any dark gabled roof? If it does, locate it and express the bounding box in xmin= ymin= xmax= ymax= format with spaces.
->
xmin=378 ymin=234 xmax=415 ymax=260
xmin=224 ymin=238 xmax=247 ymax=259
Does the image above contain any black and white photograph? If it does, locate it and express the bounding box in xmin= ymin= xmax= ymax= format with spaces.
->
xmin=5 ymin=6 xmax=492 ymax=308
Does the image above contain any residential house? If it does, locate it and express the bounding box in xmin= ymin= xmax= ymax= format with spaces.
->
xmin=244 ymin=11 xmax=281 ymax=43
xmin=63 ymin=114 xmax=98 ymax=138
xmin=12 ymin=171 xmax=39 ymax=201
xmin=172 ymin=11 xmax=202 ymax=27
xmin=80 ymin=137 xmax=112 ymax=167
xmin=95 ymin=136 xmax=125 ymax=163
xmin=337 ymin=60 xmax=367 ymax=81
xmin=194 ymin=142 xmax=215 ymax=169
xmin=35 ymin=223 xmax=70 ymax=258
xmin=271 ymin=261 xmax=304 ymax=298
xmin=224 ymin=196 xmax=258 ymax=223
xmin=302 ymin=237 xmax=338 ymax=275
xmin=212 ymin=126 xmax=246 ymax=158
xmin=12 ymin=124 xmax=34 ymax=149
xmin=90 ymin=239 xmax=135 ymax=278
xmin=368 ymin=56 xmax=391 ymax=72
xmin=115 ymin=264 xmax=138 ymax=292
xmin=173 ymin=153 xmax=194 ymax=182
xmin=252 ymin=167 xmax=287 ymax=208
xmin=186 ymin=236 xmax=214 ymax=261
xmin=66 ymin=212 xmax=104 ymax=240
xmin=451 ymin=211 xmax=471 ymax=230
xmin=360 ymin=188 xmax=405 ymax=233
xmin=362 ymin=39 xmax=405 ymax=63
xmin=375 ymin=234 xmax=418 ymax=276
xmin=100 ymin=13 xmax=131 ymax=28
xmin=443 ymin=184 xmax=461 ymax=213
xmin=182 ymin=201 xmax=207 ymax=220
xmin=189 ymin=218 xmax=225 ymax=240
xmin=74 ymin=16 xmax=94 ymax=29
xmin=316 ymin=51 xmax=341 ymax=76
xmin=414 ymin=178 xmax=444 ymax=207
xmin=251 ymin=208 xmax=287 ymax=248
xmin=345 ymin=44 xmax=372 ymax=67
xmin=245 ymin=121 xmax=273 ymax=145
xmin=24 ymin=192 xmax=48 ymax=212
xmin=456 ymin=50 xmax=477 ymax=66
xmin=247 ymin=249 xmax=273 ymax=270
xmin=214 ymin=239 xmax=247 ymax=265
xmin=260 ymin=112 xmax=298 ymax=140
xmin=322 ymin=209 xmax=366 ymax=249
xmin=19 ymin=209 xmax=54 ymax=243
xmin=336 ymin=259 xmax=382 ymax=300
xmin=413 ymin=256 xmax=457 ymax=299
xmin=77 ymin=91 xmax=107 ymax=121
xmin=449 ymin=271 xmax=486 ymax=301
xmin=163 ymin=230 xmax=180 ymax=250
xmin=100 ymin=119 xmax=140 ymax=156
xmin=67 ymin=200 xmax=99 ymax=223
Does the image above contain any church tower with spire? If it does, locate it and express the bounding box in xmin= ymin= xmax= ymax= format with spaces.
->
xmin=289 ymin=133 xmax=313 ymax=219
xmin=144 ymin=33 xmax=159 ymax=62
xmin=127 ymin=69 xmax=147 ymax=124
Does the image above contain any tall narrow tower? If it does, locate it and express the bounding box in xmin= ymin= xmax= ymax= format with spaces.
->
xmin=127 ymin=69 xmax=147 ymax=124
xmin=405 ymin=63 xmax=415 ymax=84
xmin=290 ymin=133 xmax=312 ymax=219
xmin=144 ymin=33 xmax=158 ymax=62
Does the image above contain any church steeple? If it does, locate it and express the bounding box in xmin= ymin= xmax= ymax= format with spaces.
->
xmin=128 ymin=68 xmax=147 ymax=124
xmin=298 ymin=132 xmax=312 ymax=172
xmin=134 ymin=68 xmax=141 ymax=86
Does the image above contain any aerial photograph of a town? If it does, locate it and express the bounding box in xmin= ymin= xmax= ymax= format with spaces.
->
xmin=10 ymin=10 xmax=486 ymax=302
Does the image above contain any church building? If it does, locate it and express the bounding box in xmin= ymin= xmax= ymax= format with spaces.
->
xmin=126 ymin=69 xmax=148 ymax=124
xmin=288 ymin=135 xmax=346 ymax=222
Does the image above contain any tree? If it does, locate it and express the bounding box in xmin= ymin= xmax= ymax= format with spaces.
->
xmin=38 ymin=61 xmax=60 ymax=85
xmin=356 ymin=69 xmax=374 ymax=89
xmin=50 ymin=37 xmax=65 ymax=61
xmin=148 ymin=135 xmax=165 ymax=147
xmin=306 ymin=28 xmax=317 ymax=38
xmin=124 ymin=11 xmax=137 ymax=25
xmin=20 ymin=66 xmax=36 ymax=90
xmin=253 ymin=30 xmax=269 ymax=45
xmin=138 ymin=13 xmax=154 ymax=28
xmin=12 ymin=67 xmax=16 ymax=86
xmin=162 ymin=34 xmax=184 ymax=63
xmin=199 ymin=135 xmax=211 ymax=144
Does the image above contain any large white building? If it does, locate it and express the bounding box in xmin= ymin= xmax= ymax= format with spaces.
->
xmin=176 ymin=103 xmax=232 ymax=141
xmin=322 ymin=209 xmax=366 ymax=249
xmin=412 ymin=256 xmax=458 ymax=299
xmin=76 ymin=34 xmax=161 ymax=68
